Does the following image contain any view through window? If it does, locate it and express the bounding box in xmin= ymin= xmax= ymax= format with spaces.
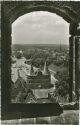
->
xmin=11 ymin=11 xmax=69 ymax=104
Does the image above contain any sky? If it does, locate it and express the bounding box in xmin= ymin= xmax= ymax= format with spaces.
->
xmin=12 ymin=11 xmax=69 ymax=45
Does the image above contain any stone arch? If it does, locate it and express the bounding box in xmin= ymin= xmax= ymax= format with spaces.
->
xmin=3 ymin=2 xmax=80 ymax=24
xmin=1 ymin=1 xmax=80 ymax=104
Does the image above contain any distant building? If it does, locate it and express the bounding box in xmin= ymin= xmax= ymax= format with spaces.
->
xmin=27 ymin=62 xmax=53 ymax=89
xmin=11 ymin=60 xmax=56 ymax=103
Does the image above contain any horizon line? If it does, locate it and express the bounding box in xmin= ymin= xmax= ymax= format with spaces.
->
xmin=12 ymin=43 xmax=69 ymax=45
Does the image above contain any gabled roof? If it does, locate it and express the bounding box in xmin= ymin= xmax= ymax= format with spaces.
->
xmin=25 ymin=89 xmax=54 ymax=104
xmin=11 ymin=76 xmax=28 ymax=100
xmin=25 ymin=89 xmax=37 ymax=103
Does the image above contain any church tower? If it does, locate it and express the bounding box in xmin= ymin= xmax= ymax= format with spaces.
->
xmin=43 ymin=61 xmax=50 ymax=75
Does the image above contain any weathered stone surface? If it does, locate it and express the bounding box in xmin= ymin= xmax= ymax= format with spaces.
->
xmin=2 ymin=1 xmax=80 ymax=23
xmin=1 ymin=110 xmax=79 ymax=124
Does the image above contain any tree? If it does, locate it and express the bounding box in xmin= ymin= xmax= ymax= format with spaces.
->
xmin=16 ymin=51 xmax=22 ymax=59
xmin=54 ymin=70 xmax=69 ymax=97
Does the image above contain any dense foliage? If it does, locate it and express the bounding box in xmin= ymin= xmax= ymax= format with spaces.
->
xmin=54 ymin=70 xmax=69 ymax=98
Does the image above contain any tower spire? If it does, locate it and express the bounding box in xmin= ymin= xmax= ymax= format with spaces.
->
xmin=43 ymin=61 xmax=50 ymax=75
xmin=60 ymin=41 xmax=61 ymax=51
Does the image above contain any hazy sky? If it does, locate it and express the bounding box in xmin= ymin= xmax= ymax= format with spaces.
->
xmin=12 ymin=11 xmax=69 ymax=45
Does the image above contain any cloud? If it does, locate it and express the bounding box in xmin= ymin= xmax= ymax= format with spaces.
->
xmin=12 ymin=11 xmax=69 ymax=45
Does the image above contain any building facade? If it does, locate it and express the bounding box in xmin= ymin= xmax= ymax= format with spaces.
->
xmin=27 ymin=62 xmax=53 ymax=89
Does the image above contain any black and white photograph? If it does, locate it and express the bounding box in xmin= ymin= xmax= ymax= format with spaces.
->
xmin=11 ymin=11 xmax=69 ymax=104
xmin=1 ymin=1 xmax=80 ymax=124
